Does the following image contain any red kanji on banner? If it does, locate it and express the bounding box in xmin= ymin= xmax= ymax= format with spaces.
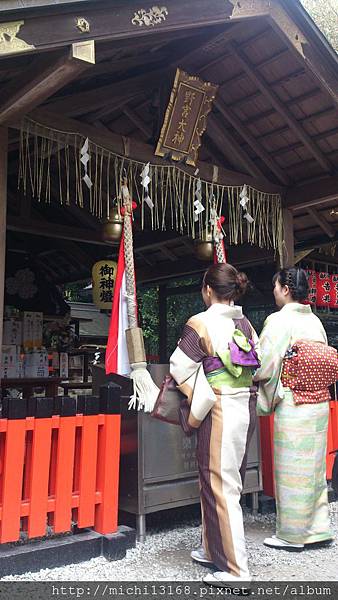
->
xmin=330 ymin=274 xmax=338 ymax=309
xmin=316 ymin=272 xmax=333 ymax=307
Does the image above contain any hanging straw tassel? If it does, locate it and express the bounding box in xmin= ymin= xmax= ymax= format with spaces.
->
xmin=122 ymin=182 xmax=160 ymax=412
xmin=128 ymin=362 xmax=160 ymax=411
xmin=125 ymin=326 xmax=159 ymax=412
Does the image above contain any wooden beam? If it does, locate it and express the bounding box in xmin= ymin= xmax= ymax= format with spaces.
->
xmin=271 ymin=127 xmax=338 ymax=159
xmin=7 ymin=215 xmax=109 ymax=246
xmin=229 ymin=41 xmax=333 ymax=173
xmin=294 ymin=249 xmax=314 ymax=264
xmin=123 ymin=106 xmax=152 ymax=139
xmin=307 ymin=207 xmax=335 ymax=239
xmin=252 ymin=106 xmax=335 ymax=137
xmin=214 ymin=98 xmax=290 ymax=185
xmin=11 ymin=108 xmax=283 ymax=193
xmin=77 ymin=50 xmax=168 ymax=82
xmin=285 ymin=175 xmax=338 ymax=210
xmin=253 ymin=108 xmax=336 ymax=151
xmin=0 ymin=127 xmax=7 ymax=356
xmin=295 ymin=231 xmax=338 ymax=252
xmin=135 ymin=251 xmax=154 ymax=267
xmin=207 ymin=115 xmax=268 ymax=181
xmin=160 ymin=246 xmax=177 ymax=262
xmin=230 ymin=86 xmax=321 ymax=119
xmin=86 ymin=97 xmax=144 ymax=125
xmin=47 ymin=25 xmax=223 ymax=120
xmin=137 ymin=244 xmax=274 ymax=283
xmin=0 ymin=1 xmax=269 ymax=57
xmin=209 ymin=47 xmax=292 ymax=90
xmin=270 ymin=0 xmax=338 ymax=107
xmin=45 ymin=68 xmax=165 ymax=117
xmin=0 ymin=42 xmax=95 ymax=125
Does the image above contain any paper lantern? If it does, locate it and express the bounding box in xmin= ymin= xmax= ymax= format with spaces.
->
xmin=316 ymin=272 xmax=332 ymax=307
xmin=304 ymin=269 xmax=317 ymax=305
xmin=92 ymin=260 xmax=117 ymax=309
xmin=330 ymin=274 xmax=338 ymax=309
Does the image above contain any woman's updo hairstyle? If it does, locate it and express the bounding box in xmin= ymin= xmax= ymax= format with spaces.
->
xmin=273 ymin=267 xmax=309 ymax=301
xmin=203 ymin=263 xmax=249 ymax=302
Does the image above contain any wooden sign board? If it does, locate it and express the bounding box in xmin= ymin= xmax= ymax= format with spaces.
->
xmin=92 ymin=260 xmax=117 ymax=309
xmin=155 ymin=68 xmax=218 ymax=166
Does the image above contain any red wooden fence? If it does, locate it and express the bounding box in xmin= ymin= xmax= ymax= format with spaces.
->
xmin=260 ymin=400 xmax=338 ymax=497
xmin=0 ymin=392 xmax=121 ymax=544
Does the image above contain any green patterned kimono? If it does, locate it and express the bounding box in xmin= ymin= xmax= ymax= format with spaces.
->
xmin=254 ymin=302 xmax=333 ymax=545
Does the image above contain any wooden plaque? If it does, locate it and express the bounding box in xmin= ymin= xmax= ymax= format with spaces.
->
xmin=155 ymin=68 xmax=218 ymax=166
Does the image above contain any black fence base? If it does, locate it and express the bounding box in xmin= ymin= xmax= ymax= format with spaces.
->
xmin=0 ymin=526 xmax=136 ymax=578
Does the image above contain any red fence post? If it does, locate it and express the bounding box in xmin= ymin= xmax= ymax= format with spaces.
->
xmin=0 ymin=399 xmax=27 ymax=543
xmin=53 ymin=398 xmax=77 ymax=534
xmin=27 ymin=417 xmax=53 ymax=538
xmin=94 ymin=383 xmax=121 ymax=535
xmin=259 ymin=414 xmax=275 ymax=497
xmin=77 ymin=395 xmax=100 ymax=529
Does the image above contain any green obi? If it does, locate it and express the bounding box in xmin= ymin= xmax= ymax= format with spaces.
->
xmin=206 ymin=329 xmax=254 ymax=388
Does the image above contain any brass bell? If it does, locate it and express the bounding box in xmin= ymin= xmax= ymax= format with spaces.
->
xmin=102 ymin=207 xmax=123 ymax=243
xmin=194 ymin=229 xmax=214 ymax=261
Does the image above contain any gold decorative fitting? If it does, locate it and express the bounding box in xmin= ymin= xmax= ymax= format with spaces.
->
xmin=76 ymin=17 xmax=90 ymax=33
xmin=131 ymin=6 xmax=168 ymax=27
xmin=0 ymin=21 xmax=35 ymax=56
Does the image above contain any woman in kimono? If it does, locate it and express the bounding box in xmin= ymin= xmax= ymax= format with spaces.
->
xmin=254 ymin=267 xmax=333 ymax=551
xmin=170 ymin=263 xmax=260 ymax=586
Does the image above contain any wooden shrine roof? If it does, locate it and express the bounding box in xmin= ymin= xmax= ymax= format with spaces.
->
xmin=1 ymin=0 xmax=338 ymax=283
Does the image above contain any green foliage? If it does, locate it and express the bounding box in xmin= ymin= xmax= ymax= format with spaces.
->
xmin=138 ymin=286 xmax=160 ymax=357
xmin=166 ymin=292 xmax=204 ymax=356
xmin=63 ymin=281 xmax=92 ymax=303
xmin=138 ymin=283 xmax=204 ymax=360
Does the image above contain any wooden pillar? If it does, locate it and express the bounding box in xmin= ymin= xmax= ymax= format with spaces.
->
xmin=0 ymin=127 xmax=8 ymax=358
xmin=281 ymin=208 xmax=294 ymax=267
xmin=159 ymin=285 xmax=167 ymax=364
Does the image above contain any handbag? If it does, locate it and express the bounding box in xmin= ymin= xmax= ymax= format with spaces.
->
xmin=151 ymin=367 xmax=200 ymax=433
xmin=150 ymin=374 xmax=185 ymax=425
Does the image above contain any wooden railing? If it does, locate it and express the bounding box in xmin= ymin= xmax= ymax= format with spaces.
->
xmin=0 ymin=385 xmax=121 ymax=543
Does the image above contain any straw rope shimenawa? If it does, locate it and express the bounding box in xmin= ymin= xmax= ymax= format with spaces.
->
xmin=121 ymin=180 xmax=159 ymax=412
xmin=18 ymin=118 xmax=283 ymax=259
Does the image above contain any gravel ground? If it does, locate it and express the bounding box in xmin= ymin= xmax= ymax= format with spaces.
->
xmin=2 ymin=503 xmax=337 ymax=581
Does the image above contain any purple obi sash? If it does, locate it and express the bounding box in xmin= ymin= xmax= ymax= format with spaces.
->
xmin=203 ymin=356 xmax=223 ymax=374
xmin=228 ymin=339 xmax=260 ymax=368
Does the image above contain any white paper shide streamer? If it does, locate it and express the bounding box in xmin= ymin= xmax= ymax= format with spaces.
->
xmin=240 ymin=185 xmax=254 ymax=224
xmin=80 ymin=137 xmax=93 ymax=189
xmin=194 ymin=178 xmax=205 ymax=221
xmin=140 ymin=162 xmax=154 ymax=209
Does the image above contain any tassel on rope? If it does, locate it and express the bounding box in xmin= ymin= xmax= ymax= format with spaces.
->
xmin=121 ymin=180 xmax=160 ymax=412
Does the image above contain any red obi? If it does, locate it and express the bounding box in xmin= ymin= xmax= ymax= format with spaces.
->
xmin=281 ymin=340 xmax=338 ymax=405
